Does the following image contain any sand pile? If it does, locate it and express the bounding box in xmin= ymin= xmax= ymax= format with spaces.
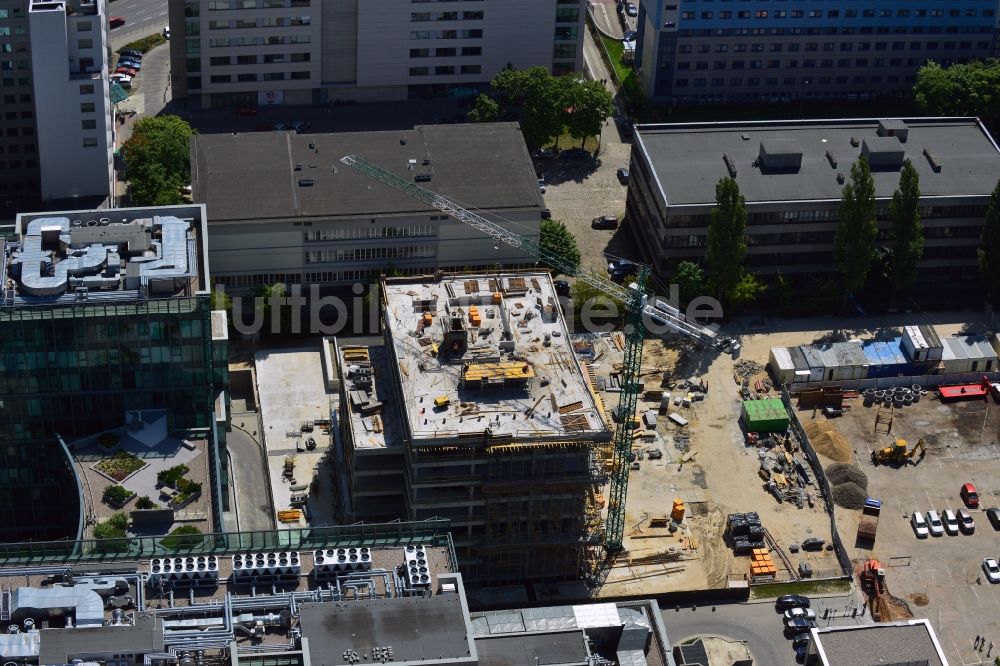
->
xmin=831 ymin=481 xmax=868 ymax=509
xmin=825 ymin=463 xmax=869 ymax=490
xmin=803 ymin=420 xmax=853 ymax=463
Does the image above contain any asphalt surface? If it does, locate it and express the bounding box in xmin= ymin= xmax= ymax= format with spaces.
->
xmin=663 ymin=595 xmax=871 ymax=666
xmin=108 ymin=0 xmax=168 ymax=49
xmin=228 ymin=414 xmax=276 ymax=532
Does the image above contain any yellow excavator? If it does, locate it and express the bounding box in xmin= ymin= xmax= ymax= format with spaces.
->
xmin=871 ymin=438 xmax=926 ymax=466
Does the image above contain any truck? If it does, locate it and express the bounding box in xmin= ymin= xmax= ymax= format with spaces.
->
xmin=857 ymin=497 xmax=881 ymax=542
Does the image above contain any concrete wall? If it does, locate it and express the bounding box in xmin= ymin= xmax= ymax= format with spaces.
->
xmin=30 ymin=0 xmax=113 ymax=202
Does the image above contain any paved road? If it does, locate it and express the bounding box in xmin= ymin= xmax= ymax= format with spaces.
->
xmin=227 ymin=415 xmax=276 ymax=532
xmin=108 ymin=0 xmax=168 ymax=49
xmin=663 ymin=595 xmax=871 ymax=666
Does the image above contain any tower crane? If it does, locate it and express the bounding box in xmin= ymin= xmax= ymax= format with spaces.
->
xmin=340 ymin=154 xmax=720 ymax=553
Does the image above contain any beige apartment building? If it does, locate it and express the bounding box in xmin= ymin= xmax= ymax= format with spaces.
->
xmin=169 ymin=0 xmax=584 ymax=109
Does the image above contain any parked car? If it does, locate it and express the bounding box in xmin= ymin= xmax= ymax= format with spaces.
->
xmin=560 ymin=148 xmax=591 ymax=159
xmin=926 ymin=510 xmax=945 ymax=537
xmin=958 ymin=508 xmax=976 ymax=534
xmin=272 ymin=122 xmax=290 ymax=131
xmin=783 ymin=608 xmax=817 ymax=621
xmin=163 ymin=25 xmax=171 ymax=39
xmin=117 ymin=59 xmax=141 ymax=70
xmin=532 ymin=148 xmax=555 ymax=159
xmin=109 ymin=16 xmax=125 ymax=28
xmin=617 ymin=167 xmax=630 ymax=185
xmin=791 ymin=633 xmax=811 ymax=648
xmin=983 ymin=557 xmax=1000 ymax=583
xmin=115 ymin=66 xmax=138 ymax=77
xmin=291 ymin=120 xmax=311 ymax=133
xmin=607 ymin=259 xmax=638 ymax=275
xmin=626 ymin=2 xmax=639 ymax=16
xmin=911 ymin=511 xmax=929 ymax=538
xmin=961 ymin=482 xmax=980 ymax=508
xmin=785 ymin=618 xmax=818 ymax=631
xmin=553 ymin=280 xmax=570 ymax=297
xmin=623 ymin=29 xmax=637 ymax=41
xmin=119 ymin=49 xmax=143 ymax=59
xmin=942 ymin=509 xmax=959 ymax=535
xmin=593 ymin=215 xmax=619 ymax=230
xmin=538 ymin=179 xmax=546 ymax=194
xmin=801 ymin=537 xmax=825 ymax=551
xmin=234 ymin=106 xmax=258 ymax=116
xmin=775 ymin=595 xmax=810 ymax=611
xmin=109 ymin=74 xmax=132 ymax=89
xmin=987 ymin=507 xmax=1000 ymax=530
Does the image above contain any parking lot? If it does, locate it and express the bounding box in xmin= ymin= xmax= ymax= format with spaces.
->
xmin=816 ymin=389 xmax=1000 ymax=665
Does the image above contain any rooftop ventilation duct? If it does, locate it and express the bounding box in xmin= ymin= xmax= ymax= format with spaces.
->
xmin=861 ymin=136 xmax=905 ymax=170
xmin=757 ymin=140 xmax=802 ymax=173
xmin=11 ymin=586 xmax=104 ymax=628
xmin=877 ymin=118 xmax=909 ymax=142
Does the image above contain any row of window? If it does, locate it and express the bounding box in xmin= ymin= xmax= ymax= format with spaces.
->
xmin=208 ymin=34 xmax=310 ymax=47
xmin=208 ymin=16 xmax=311 ymax=29
xmin=676 ymin=25 xmax=994 ymax=37
xmin=207 ymin=0 xmax=310 ymax=10
xmin=680 ymin=39 xmax=989 ymax=53
xmin=410 ymin=46 xmax=482 ymax=57
xmin=0 ymin=159 xmax=37 ymax=170
xmin=664 ymin=228 xmax=985 ymax=249
xmin=410 ymin=64 xmax=482 ymax=75
xmin=675 ymin=73 xmax=916 ymax=86
xmin=411 ymin=11 xmax=484 ymax=21
xmin=2 ymin=110 xmax=31 ymax=120
xmin=209 ymin=52 xmax=310 ymax=67
xmin=410 ymin=29 xmax=483 ymax=39
xmin=677 ymin=57 xmax=954 ymax=71
xmin=0 ymin=141 xmax=35 ymax=154
xmin=304 ymin=225 xmax=438 ymax=241
xmin=680 ymin=7 xmax=992 ymax=19
xmin=210 ymin=71 xmax=309 ymax=82
xmin=305 ymin=246 xmax=436 ymax=263
xmin=662 ymin=205 xmax=991 ymax=230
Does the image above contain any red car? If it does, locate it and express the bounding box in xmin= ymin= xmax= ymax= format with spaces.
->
xmin=961 ymin=482 xmax=980 ymax=508
xmin=115 ymin=66 xmax=137 ymax=77
xmin=235 ymin=106 xmax=258 ymax=116
xmin=110 ymin=16 xmax=125 ymax=28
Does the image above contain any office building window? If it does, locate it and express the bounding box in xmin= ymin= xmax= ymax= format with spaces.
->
xmin=82 ymin=137 xmax=97 ymax=147
xmin=80 ymin=102 xmax=95 ymax=112
xmin=79 ymin=84 xmax=94 ymax=94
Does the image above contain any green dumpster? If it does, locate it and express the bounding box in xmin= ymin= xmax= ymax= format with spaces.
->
xmin=742 ymin=397 xmax=790 ymax=433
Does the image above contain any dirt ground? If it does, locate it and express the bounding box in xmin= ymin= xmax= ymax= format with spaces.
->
xmin=594 ymin=311 xmax=994 ymax=601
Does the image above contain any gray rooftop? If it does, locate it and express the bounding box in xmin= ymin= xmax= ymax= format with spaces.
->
xmin=38 ymin=614 xmax=163 ymax=664
xmin=941 ymin=335 xmax=998 ymax=362
xmin=382 ymin=273 xmax=610 ymax=444
xmin=475 ymin=631 xmax=590 ymax=666
xmin=335 ymin=341 xmax=404 ymax=449
xmin=191 ymin=123 xmax=542 ymax=222
xmin=812 ymin=621 xmax=947 ymax=666
xmin=635 ymin=118 xmax=1000 ymax=206
xmin=299 ymin=592 xmax=475 ymax=666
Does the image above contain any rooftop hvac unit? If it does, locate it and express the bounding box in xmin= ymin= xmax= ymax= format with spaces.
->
xmin=402 ymin=546 xmax=432 ymax=589
xmin=146 ymin=556 xmax=219 ymax=586
xmin=231 ymin=551 xmax=301 ymax=579
xmin=314 ymin=548 xmax=371 ymax=575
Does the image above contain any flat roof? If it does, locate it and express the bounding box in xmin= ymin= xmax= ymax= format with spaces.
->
xmin=336 ymin=342 xmax=404 ymax=449
xmin=812 ymin=620 xmax=948 ymax=666
xmin=299 ymin=592 xmax=474 ymax=666
xmin=382 ymin=273 xmax=610 ymax=444
xmin=635 ymin=118 xmax=1000 ymax=206
xmin=476 ymin=631 xmax=590 ymax=666
xmin=38 ymin=614 xmax=163 ymax=664
xmin=191 ymin=123 xmax=542 ymax=222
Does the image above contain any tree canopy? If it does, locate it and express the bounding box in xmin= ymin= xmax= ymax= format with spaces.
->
xmin=888 ymin=160 xmax=924 ymax=302
xmin=706 ymin=177 xmax=748 ymax=301
xmin=978 ymin=179 xmax=1000 ymax=305
xmin=123 ymin=115 xmax=195 ymax=206
xmin=467 ymin=94 xmax=500 ymax=123
xmin=487 ymin=67 xmax=613 ymax=148
xmin=914 ymin=60 xmax=1000 ymax=127
xmin=539 ymin=219 xmax=581 ymax=275
xmin=835 ymin=157 xmax=879 ymax=295
xmin=672 ymin=261 xmax=705 ymax=307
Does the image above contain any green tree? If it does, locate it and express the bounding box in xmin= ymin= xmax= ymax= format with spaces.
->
xmin=124 ymin=115 xmax=196 ymax=205
xmin=978 ymin=179 xmax=1000 ymax=304
xmin=672 ymin=261 xmax=705 ymax=306
xmin=914 ymin=60 xmax=1000 ymax=127
xmin=726 ymin=273 xmax=766 ymax=308
xmin=255 ymin=282 xmax=289 ymax=336
xmin=888 ymin=160 xmax=924 ymax=302
xmin=490 ymin=66 xmax=565 ymax=148
xmin=161 ymin=525 xmax=204 ymax=550
xmin=210 ymin=287 xmax=232 ymax=313
xmin=835 ymin=157 xmax=878 ymax=296
xmin=706 ymin=177 xmax=748 ymax=301
xmin=539 ymin=219 xmax=581 ymax=274
xmin=562 ymin=77 xmax=614 ymax=148
xmin=135 ymin=496 xmax=157 ymax=510
xmin=467 ymin=94 xmax=500 ymax=123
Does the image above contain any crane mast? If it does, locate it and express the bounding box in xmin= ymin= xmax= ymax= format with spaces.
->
xmin=340 ymin=153 xmax=709 ymax=554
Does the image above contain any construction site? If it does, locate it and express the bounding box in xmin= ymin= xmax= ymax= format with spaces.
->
xmin=331 ymin=272 xmax=614 ymax=586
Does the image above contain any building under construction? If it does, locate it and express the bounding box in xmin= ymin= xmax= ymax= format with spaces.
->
xmin=333 ymin=272 xmax=612 ymax=585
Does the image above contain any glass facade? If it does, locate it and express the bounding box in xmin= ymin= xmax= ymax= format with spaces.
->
xmin=0 ymin=294 xmax=227 ymax=541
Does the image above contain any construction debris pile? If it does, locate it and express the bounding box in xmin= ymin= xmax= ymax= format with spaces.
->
xmin=734 ymin=360 xmax=772 ymax=399
xmin=747 ymin=430 xmax=817 ymax=507
xmin=825 ymin=462 xmax=869 ymax=510
xmin=725 ymin=512 xmax=765 ymax=555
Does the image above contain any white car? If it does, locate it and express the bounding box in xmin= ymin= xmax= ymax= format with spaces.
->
xmin=109 ymin=73 xmax=132 ymax=89
xmin=983 ymin=557 xmax=1000 ymax=583
xmin=926 ymin=510 xmax=945 ymax=537
xmin=783 ymin=607 xmax=817 ymax=621
xmin=942 ymin=509 xmax=959 ymax=535
xmin=911 ymin=511 xmax=929 ymax=538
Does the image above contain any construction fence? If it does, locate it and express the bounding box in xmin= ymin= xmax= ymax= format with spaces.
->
xmin=788 ymin=371 xmax=1000 ymax=394
xmin=780 ymin=386 xmax=854 ymax=580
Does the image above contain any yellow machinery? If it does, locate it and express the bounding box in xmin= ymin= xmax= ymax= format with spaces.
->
xmin=871 ymin=438 xmax=926 ymax=466
xmin=671 ymin=498 xmax=686 ymax=523
xmin=433 ymin=395 xmax=450 ymax=409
